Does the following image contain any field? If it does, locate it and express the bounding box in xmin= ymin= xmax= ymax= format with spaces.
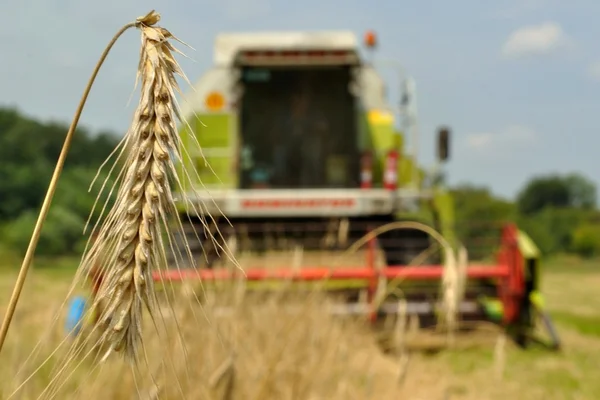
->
xmin=0 ymin=253 xmax=598 ymax=399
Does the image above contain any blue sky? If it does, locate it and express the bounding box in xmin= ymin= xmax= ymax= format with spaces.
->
xmin=1 ymin=0 xmax=599 ymax=199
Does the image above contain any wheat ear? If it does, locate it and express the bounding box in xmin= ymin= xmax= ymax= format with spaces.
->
xmin=80 ymin=10 xmax=190 ymax=361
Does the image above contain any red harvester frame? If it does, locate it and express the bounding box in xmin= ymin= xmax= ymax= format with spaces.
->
xmin=153 ymin=224 xmax=525 ymax=326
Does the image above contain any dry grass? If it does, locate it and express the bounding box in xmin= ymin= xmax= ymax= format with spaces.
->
xmin=1 ymin=272 xmax=406 ymax=399
xmin=2 ymin=8 xmax=598 ymax=400
xmin=1 ymin=255 xmax=599 ymax=399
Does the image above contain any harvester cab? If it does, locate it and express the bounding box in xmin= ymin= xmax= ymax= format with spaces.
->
xmin=153 ymin=30 xmax=561 ymax=351
xmin=170 ymin=29 xmax=450 ymax=265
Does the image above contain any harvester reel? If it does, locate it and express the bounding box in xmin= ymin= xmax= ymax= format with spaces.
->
xmin=157 ymin=218 xmax=561 ymax=352
xmin=497 ymin=224 xmax=560 ymax=351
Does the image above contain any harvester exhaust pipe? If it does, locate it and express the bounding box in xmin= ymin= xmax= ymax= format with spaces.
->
xmin=437 ymin=126 xmax=450 ymax=162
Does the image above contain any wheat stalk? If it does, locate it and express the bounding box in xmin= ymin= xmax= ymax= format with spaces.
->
xmin=74 ymin=10 xmax=195 ymax=362
xmin=0 ymin=20 xmax=141 ymax=355
xmin=3 ymin=11 xmax=195 ymax=395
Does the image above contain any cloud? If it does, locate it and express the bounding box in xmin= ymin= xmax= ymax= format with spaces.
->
xmin=586 ymin=61 xmax=600 ymax=81
xmin=465 ymin=125 xmax=537 ymax=154
xmin=501 ymin=22 xmax=568 ymax=58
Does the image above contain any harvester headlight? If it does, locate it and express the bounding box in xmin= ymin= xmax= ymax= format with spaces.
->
xmin=205 ymin=91 xmax=225 ymax=111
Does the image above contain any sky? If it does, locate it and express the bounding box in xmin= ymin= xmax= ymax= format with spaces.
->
xmin=1 ymin=0 xmax=599 ymax=200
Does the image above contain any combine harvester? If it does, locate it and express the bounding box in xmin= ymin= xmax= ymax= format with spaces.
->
xmin=150 ymin=29 xmax=561 ymax=350
xmin=168 ymin=30 xmax=452 ymax=268
xmin=66 ymin=30 xmax=560 ymax=350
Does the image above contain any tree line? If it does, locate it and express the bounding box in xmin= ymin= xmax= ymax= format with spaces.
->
xmin=0 ymin=106 xmax=598 ymax=260
xmin=0 ymin=107 xmax=118 ymax=257
xmin=452 ymin=174 xmax=599 ymax=259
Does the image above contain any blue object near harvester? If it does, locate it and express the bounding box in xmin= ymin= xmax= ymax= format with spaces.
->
xmin=65 ymin=295 xmax=87 ymax=338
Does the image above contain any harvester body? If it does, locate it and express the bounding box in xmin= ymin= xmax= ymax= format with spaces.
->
xmin=64 ymin=31 xmax=559 ymax=352
xmin=159 ymin=30 xmax=559 ymax=350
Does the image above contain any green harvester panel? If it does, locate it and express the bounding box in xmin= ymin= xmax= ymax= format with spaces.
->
xmin=362 ymin=110 xmax=391 ymax=186
xmin=190 ymin=113 xmax=236 ymax=188
xmin=363 ymin=109 xmax=421 ymax=189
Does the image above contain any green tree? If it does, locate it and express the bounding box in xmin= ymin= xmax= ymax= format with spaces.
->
xmin=0 ymin=107 xmax=118 ymax=222
xmin=564 ymin=173 xmax=597 ymax=209
xmin=517 ymin=173 xmax=597 ymax=215
xmin=515 ymin=173 xmax=598 ymax=256
xmin=517 ymin=207 xmax=593 ymax=255
xmin=517 ymin=175 xmax=571 ymax=215
xmin=451 ymin=184 xmax=517 ymax=260
xmin=3 ymin=205 xmax=86 ymax=257
xmin=0 ymin=106 xmax=120 ymax=257
xmin=571 ymin=223 xmax=600 ymax=258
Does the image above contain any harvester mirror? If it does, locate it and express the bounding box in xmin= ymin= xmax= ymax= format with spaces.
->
xmin=437 ymin=127 xmax=450 ymax=162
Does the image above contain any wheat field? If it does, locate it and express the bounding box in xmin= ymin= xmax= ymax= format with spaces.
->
xmin=0 ymin=253 xmax=598 ymax=400
xmin=1 ymin=10 xmax=598 ymax=400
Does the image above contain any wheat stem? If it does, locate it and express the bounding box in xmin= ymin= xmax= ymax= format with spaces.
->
xmin=0 ymin=20 xmax=138 ymax=356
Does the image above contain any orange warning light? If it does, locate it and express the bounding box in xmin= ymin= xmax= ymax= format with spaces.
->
xmin=205 ymin=91 xmax=225 ymax=111
xmin=364 ymin=30 xmax=377 ymax=49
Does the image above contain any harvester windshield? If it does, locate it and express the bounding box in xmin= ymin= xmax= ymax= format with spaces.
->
xmin=238 ymin=65 xmax=360 ymax=189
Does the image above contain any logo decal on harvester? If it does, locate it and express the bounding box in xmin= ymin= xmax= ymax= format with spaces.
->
xmin=241 ymin=199 xmax=356 ymax=209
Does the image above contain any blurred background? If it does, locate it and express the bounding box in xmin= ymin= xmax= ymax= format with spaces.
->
xmin=1 ymin=0 xmax=599 ymax=258
xmin=0 ymin=1 xmax=599 ymax=399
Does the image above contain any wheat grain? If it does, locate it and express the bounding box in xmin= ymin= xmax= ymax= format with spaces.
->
xmin=77 ymin=10 xmax=193 ymax=361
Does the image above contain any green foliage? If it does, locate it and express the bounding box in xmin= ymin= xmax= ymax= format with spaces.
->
xmin=551 ymin=310 xmax=600 ymax=338
xmin=0 ymin=107 xmax=117 ymax=222
xmin=517 ymin=173 xmax=596 ymax=215
xmin=53 ymin=167 xmax=116 ymax=224
xmin=3 ymin=205 xmax=87 ymax=257
xmin=564 ymin=173 xmax=598 ymax=209
xmin=516 ymin=207 xmax=593 ymax=255
xmin=514 ymin=214 xmax=557 ymax=256
xmin=452 ymin=174 xmax=599 ymax=260
xmin=451 ymin=184 xmax=516 ymax=260
xmin=571 ymin=223 xmax=600 ymax=258
xmin=0 ymin=107 xmax=119 ymax=259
